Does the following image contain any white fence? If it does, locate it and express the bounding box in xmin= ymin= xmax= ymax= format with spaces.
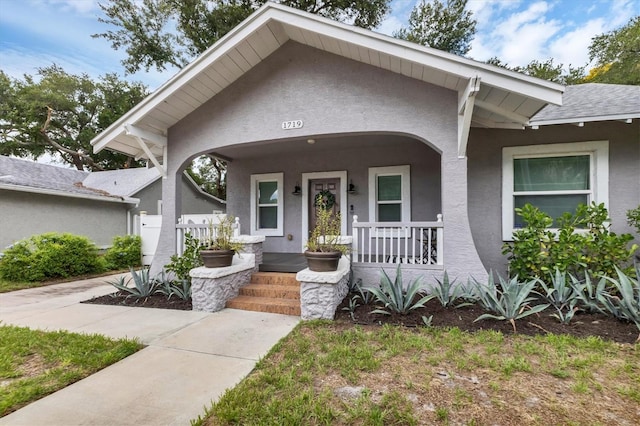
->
xmin=351 ymin=214 xmax=443 ymax=266
xmin=137 ymin=212 xmax=234 ymax=264
xmin=175 ymin=215 xmax=240 ymax=256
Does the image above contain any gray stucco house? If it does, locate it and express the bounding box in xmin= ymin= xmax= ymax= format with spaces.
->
xmin=90 ymin=3 xmax=639 ymax=283
xmin=0 ymin=156 xmax=225 ymax=250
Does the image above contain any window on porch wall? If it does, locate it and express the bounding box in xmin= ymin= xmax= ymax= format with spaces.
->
xmin=502 ymin=141 xmax=609 ymax=240
xmin=250 ymin=172 xmax=284 ymax=236
xmin=368 ymin=165 xmax=411 ymax=222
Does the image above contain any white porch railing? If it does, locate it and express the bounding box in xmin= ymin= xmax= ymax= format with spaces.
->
xmin=175 ymin=217 xmax=240 ymax=256
xmin=351 ymin=214 xmax=443 ymax=266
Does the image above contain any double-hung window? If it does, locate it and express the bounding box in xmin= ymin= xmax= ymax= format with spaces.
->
xmin=368 ymin=165 xmax=411 ymax=222
xmin=502 ymin=141 xmax=609 ymax=240
xmin=250 ymin=173 xmax=284 ymax=236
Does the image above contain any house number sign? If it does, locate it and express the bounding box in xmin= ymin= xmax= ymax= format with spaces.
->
xmin=282 ymin=120 xmax=303 ymax=130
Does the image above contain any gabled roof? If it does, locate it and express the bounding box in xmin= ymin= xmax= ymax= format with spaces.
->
xmin=91 ymin=1 xmax=564 ymax=160
xmin=82 ymin=167 xmax=160 ymax=198
xmin=530 ymin=83 xmax=640 ymax=127
xmin=84 ymin=167 xmax=226 ymax=204
xmin=0 ymin=156 xmax=138 ymax=204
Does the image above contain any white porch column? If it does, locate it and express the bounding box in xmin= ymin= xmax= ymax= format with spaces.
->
xmin=440 ymin=153 xmax=488 ymax=282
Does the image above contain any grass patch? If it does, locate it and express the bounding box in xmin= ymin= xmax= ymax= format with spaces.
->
xmin=0 ymin=325 xmax=142 ymax=416
xmin=0 ymin=270 xmax=128 ymax=293
xmin=194 ymin=322 xmax=640 ymax=425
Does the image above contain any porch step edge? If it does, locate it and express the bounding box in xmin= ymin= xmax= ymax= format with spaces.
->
xmin=239 ymin=284 xmax=300 ymax=300
xmin=250 ymin=272 xmax=300 ymax=286
xmin=226 ymin=295 xmax=301 ymax=316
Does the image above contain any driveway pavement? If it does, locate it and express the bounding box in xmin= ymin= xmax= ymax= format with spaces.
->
xmin=0 ymin=274 xmax=300 ymax=425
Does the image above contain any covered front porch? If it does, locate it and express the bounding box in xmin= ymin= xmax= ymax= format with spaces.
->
xmin=176 ymin=209 xmax=444 ymax=282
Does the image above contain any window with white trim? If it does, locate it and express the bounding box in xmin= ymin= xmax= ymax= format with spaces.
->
xmin=368 ymin=165 xmax=411 ymax=222
xmin=502 ymin=141 xmax=609 ymax=240
xmin=250 ymin=173 xmax=284 ymax=236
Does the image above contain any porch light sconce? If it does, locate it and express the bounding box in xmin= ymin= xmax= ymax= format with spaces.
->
xmin=292 ymin=184 xmax=302 ymax=196
xmin=307 ymin=138 xmax=316 ymax=145
xmin=347 ymin=180 xmax=357 ymax=194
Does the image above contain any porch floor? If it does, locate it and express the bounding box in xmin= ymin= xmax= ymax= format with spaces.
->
xmin=259 ymin=252 xmax=307 ymax=273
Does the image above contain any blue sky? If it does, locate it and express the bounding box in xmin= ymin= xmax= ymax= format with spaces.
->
xmin=0 ymin=0 xmax=638 ymax=91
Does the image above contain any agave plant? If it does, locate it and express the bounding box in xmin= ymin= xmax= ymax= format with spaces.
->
xmin=368 ymin=265 xmax=433 ymax=315
xmin=430 ymin=272 xmax=476 ymax=308
xmin=600 ymin=266 xmax=640 ymax=342
xmin=569 ymin=273 xmax=608 ymax=315
xmin=108 ymin=267 xmax=161 ymax=299
xmin=342 ymin=294 xmax=361 ymax=321
xmin=473 ymin=273 xmax=549 ymax=333
xmin=157 ymin=276 xmax=192 ymax=301
xmin=539 ymin=268 xmax=579 ymax=324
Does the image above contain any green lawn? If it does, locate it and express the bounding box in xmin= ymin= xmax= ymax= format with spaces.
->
xmin=0 ymin=325 xmax=142 ymax=416
xmin=196 ymin=321 xmax=640 ymax=425
xmin=0 ymin=270 xmax=128 ymax=293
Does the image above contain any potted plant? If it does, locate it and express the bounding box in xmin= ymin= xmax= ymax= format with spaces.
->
xmin=304 ymin=195 xmax=349 ymax=272
xmin=200 ymin=215 xmax=243 ymax=268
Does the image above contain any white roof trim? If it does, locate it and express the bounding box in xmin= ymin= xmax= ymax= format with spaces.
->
xmin=0 ymin=183 xmax=140 ymax=205
xmin=529 ymin=113 xmax=640 ymax=127
xmin=91 ymin=2 xmax=564 ymax=155
xmin=182 ymin=172 xmax=226 ymax=204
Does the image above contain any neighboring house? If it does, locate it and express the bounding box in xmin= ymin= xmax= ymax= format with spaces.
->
xmin=0 ymin=156 xmax=225 ymax=250
xmin=90 ymin=3 xmax=639 ymax=282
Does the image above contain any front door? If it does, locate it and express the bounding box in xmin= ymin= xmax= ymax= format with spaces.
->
xmin=308 ymin=178 xmax=340 ymax=237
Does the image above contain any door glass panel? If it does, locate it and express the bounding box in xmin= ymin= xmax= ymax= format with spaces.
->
xmin=514 ymin=194 xmax=588 ymax=227
xmin=259 ymin=206 xmax=278 ymax=229
xmin=258 ymin=181 xmax=278 ymax=204
xmin=514 ymin=156 xmax=590 ymax=191
xmin=378 ymin=204 xmax=401 ymax=222
xmin=378 ymin=175 xmax=401 ymax=201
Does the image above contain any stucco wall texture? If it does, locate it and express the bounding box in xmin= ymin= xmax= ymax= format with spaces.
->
xmin=0 ymin=190 xmax=128 ymax=249
xmin=468 ymin=122 xmax=640 ymax=275
xmin=227 ymin=135 xmax=441 ymax=253
xmin=154 ymin=41 xmax=489 ymax=282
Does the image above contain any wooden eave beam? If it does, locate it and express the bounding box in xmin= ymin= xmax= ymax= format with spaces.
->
xmin=474 ymin=99 xmax=530 ymax=125
xmin=458 ymin=76 xmax=481 ymax=158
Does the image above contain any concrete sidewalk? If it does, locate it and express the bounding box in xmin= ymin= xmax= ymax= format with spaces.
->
xmin=0 ymin=274 xmax=300 ymax=425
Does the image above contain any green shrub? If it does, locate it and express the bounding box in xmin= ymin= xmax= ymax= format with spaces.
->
xmin=104 ymin=235 xmax=141 ymax=269
xmin=165 ymin=233 xmax=202 ymax=281
xmin=502 ymin=202 xmax=637 ymax=281
xmin=628 ymin=205 xmax=640 ymax=234
xmin=0 ymin=233 xmax=105 ymax=282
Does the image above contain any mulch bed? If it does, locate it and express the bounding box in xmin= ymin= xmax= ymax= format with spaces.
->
xmin=335 ymin=297 xmax=640 ymax=345
xmin=82 ymin=291 xmax=639 ymax=345
xmin=81 ymin=292 xmax=192 ymax=310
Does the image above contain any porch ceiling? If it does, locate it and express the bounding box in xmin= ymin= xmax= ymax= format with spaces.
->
xmin=91 ymin=2 xmax=563 ymax=161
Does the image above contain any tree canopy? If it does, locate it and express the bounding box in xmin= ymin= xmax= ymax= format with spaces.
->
xmin=0 ymin=65 xmax=148 ymax=171
xmin=586 ymin=16 xmax=640 ymax=85
xmin=95 ymin=0 xmax=392 ymax=74
xmin=394 ymin=0 xmax=476 ymax=55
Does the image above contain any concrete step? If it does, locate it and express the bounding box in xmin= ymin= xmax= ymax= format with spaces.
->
xmin=250 ymin=272 xmax=299 ymax=286
xmin=239 ymin=283 xmax=300 ymax=300
xmin=226 ymin=296 xmax=301 ymax=316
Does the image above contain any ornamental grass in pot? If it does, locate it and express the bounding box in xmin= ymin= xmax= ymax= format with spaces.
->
xmin=200 ymin=215 xmax=243 ymax=268
xmin=305 ymin=196 xmax=349 ymax=272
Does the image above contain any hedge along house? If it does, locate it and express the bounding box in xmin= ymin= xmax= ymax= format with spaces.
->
xmin=91 ymin=3 xmax=638 ymax=285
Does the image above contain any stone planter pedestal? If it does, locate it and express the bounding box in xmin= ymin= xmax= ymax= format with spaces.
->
xmin=232 ymin=235 xmax=265 ymax=271
xmin=190 ymin=254 xmax=255 ymax=312
xmin=296 ymin=256 xmax=350 ymax=320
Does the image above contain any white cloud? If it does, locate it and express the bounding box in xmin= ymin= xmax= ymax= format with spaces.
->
xmin=548 ymin=18 xmax=606 ymax=68
xmin=468 ymin=1 xmax=565 ymax=66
